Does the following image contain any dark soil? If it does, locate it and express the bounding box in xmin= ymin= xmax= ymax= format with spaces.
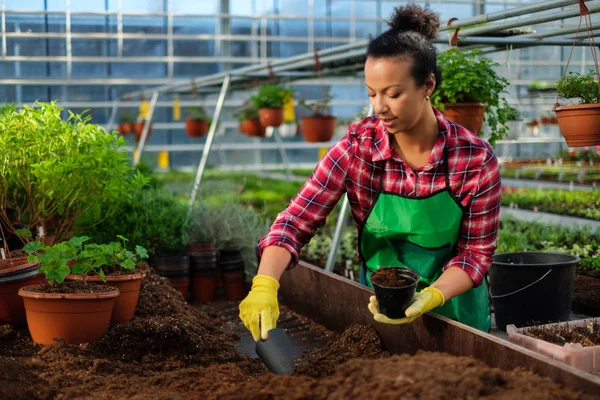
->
xmin=24 ymin=280 xmax=118 ymax=294
xmin=0 ymin=262 xmax=597 ymax=399
xmin=524 ymin=320 xmax=600 ymax=347
xmin=371 ymin=268 xmax=412 ymax=287
xmin=574 ymin=273 xmax=600 ymax=305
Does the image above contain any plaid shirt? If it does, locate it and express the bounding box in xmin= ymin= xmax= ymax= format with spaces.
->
xmin=258 ymin=108 xmax=502 ymax=287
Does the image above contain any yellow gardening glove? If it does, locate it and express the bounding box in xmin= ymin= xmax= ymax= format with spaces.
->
xmin=368 ymin=287 xmax=445 ymax=325
xmin=239 ymin=275 xmax=280 ymax=341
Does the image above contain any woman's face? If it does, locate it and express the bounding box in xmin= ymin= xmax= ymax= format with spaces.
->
xmin=364 ymin=57 xmax=434 ymax=135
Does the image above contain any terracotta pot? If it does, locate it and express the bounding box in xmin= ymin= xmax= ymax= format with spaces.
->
xmin=258 ymin=108 xmax=284 ymax=128
xmin=18 ymin=285 xmax=119 ymax=345
xmin=554 ymin=103 xmax=600 ymax=147
xmin=134 ymin=122 xmax=153 ymax=142
xmin=239 ymin=118 xmax=265 ymax=137
xmin=191 ymin=272 xmax=218 ymax=303
xmin=65 ymin=273 xmax=145 ymax=324
xmin=118 ymin=122 xmax=134 ymax=135
xmin=169 ymin=277 xmax=189 ymax=301
xmin=442 ymin=103 xmax=486 ymax=135
xmin=301 ymin=116 xmax=336 ymax=143
xmin=222 ymin=270 xmax=247 ymax=301
xmin=185 ymin=118 xmax=209 ymax=137
xmin=0 ymin=260 xmax=44 ymax=326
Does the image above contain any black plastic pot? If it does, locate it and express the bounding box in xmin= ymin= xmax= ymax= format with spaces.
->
xmin=371 ymin=268 xmax=419 ymax=319
xmin=490 ymin=252 xmax=579 ymax=331
xmin=156 ymin=255 xmax=190 ymax=279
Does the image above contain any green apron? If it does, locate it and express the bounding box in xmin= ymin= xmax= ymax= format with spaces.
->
xmin=359 ymin=148 xmax=491 ymax=332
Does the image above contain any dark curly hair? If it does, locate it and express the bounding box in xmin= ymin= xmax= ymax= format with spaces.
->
xmin=367 ymin=3 xmax=441 ymax=87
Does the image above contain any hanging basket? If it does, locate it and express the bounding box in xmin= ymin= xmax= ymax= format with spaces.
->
xmin=239 ymin=118 xmax=265 ymax=137
xmin=553 ymin=0 xmax=600 ymax=146
xmin=185 ymin=118 xmax=209 ymax=137
xmin=301 ymin=116 xmax=336 ymax=143
xmin=442 ymin=103 xmax=486 ymax=135
xmin=258 ymin=108 xmax=284 ymax=128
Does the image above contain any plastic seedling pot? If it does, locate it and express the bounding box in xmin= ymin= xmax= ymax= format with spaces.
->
xmin=507 ymin=318 xmax=600 ymax=372
xmin=371 ymin=267 xmax=419 ymax=319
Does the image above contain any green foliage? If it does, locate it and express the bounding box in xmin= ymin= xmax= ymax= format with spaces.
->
xmin=75 ymin=186 xmax=190 ymax=257
xmin=235 ymin=102 xmax=259 ymax=122
xmin=0 ymin=102 xmax=147 ymax=244
xmin=501 ymin=188 xmax=600 ymax=221
xmin=431 ymin=48 xmax=517 ymax=146
xmin=250 ymin=84 xmax=294 ymax=109
xmin=23 ymin=237 xmax=85 ymax=285
xmin=189 ymin=197 xmax=271 ymax=278
xmin=556 ymin=70 xmax=600 ymax=105
xmin=187 ymin=106 xmax=209 ymax=121
xmin=119 ymin=113 xmax=135 ymax=123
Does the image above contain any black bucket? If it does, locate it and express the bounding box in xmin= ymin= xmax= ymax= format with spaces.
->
xmin=156 ymin=255 xmax=190 ymax=279
xmin=371 ymin=268 xmax=419 ymax=319
xmin=490 ymin=252 xmax=579 ymax=331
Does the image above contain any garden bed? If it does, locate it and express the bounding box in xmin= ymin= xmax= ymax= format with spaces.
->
xmin=0 ymin=263 xmax=598 ymax=399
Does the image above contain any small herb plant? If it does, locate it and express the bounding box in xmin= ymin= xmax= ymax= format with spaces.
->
xmin=250 ymin=84 xmax=294 ymax=109
xmin=187 ymin=106 xmax=209 ymax=121
xmin=298 ymin=94 xmax=332 ymax=117
xmin=431 ymin=48 xmax=517 ymax=145
xmin=235 ymin=103 xmax=259 ymax=122
xmin=556 ymin=70 xmax=600 ymax=105
xmin=23 ymin=237 xmax=85 ymax=285
xmin=23 ymin=236 xmax=148 ymax=285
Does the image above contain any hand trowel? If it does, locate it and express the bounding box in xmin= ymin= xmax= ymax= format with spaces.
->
xmin=255 ymin=328 xmax=295 ymax=375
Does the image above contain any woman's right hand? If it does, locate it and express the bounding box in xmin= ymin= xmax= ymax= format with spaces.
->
xmin=238 ymin=275 xmax=280 ymax=341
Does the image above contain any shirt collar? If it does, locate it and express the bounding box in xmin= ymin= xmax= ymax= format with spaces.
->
xmin=372 ymin=107 xmax=449 ymax=168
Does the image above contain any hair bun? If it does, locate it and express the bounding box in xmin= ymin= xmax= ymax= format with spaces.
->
xmin=387 ymin=3 xmax=440 ymax=41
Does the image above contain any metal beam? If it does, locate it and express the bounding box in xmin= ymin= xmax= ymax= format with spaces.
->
xmin=187 ymin=74 xmax=231 ymax=216
xmin=133 ymin=91 xmax=159 ymax=166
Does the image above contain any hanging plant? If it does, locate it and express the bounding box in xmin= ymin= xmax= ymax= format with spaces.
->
xmin=431 ymin=48 xmax=517 ymax=146
xmin=185 ymin=106 xmax=210 ymax=137
xmin=250 ymin=84 xmax=294 ymax=128
xmin=298 ymin=94 xmax=336 ymax=143
xmin=235 ymin=103 xmax=265 ymax=137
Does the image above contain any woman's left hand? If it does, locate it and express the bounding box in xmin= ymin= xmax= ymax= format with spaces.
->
xmin=367 ymin=286 xmax=445 ymax=324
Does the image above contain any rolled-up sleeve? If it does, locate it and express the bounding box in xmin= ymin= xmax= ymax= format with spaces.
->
xmin=257 ymin=133 xmax=354 ymax=268
xmin=444 ymin=149 xmax=502 ymax=287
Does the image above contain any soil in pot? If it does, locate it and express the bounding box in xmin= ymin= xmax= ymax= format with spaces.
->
xmin=371 ymin=267 xmax=419 ymax=319
xmin=572 ymin=272 xmax=600 ymax=317
xmin=524 ymin=320 xmax=600 ymax=347
xmin=19 ymin=281 xmax=119 ymax=345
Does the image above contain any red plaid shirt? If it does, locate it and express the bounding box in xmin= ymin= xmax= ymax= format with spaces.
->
xmin=258 ymin=108 xmax=501 ymax=287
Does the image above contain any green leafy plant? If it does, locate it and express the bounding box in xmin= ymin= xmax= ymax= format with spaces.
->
xmin=187 ymin=106 xmax=209 ymax=121
xmin=298 ymin=94 xmax=333 ymax=117
xmin=250 ymin=84 xmax=294 ymax=109
xmin=0 ymin=102 xmax=148 ymax=247
xmin=23 ymin=237 xmax=86 ymax=285
xmin=235 ymin=102 xmax=259 ymax=122
xmin=431 ymin=48 xmax=517 ymax=145
xmin=528 ymin=81 xmax=556 ymax=93
xmin=556 ymin=70 xmax=600 ymax=105
xmin=119 ymin=113 xmax=135 ymax=123
xmin=76 ymin=186 xmax=190 ymax=258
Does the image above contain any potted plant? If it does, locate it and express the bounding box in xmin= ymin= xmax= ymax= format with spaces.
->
xmin=117 ymin=113 xmax=135 ymax=135
xmin=134 ymin=118 xmax=153 ymax=142
xmin=0 ymin=102 xmax=147 ymax=246
xmin=185 ymin=106 xmax=210 ymax=137
xmin=63 ymin=235 xmax=148 ymax=324
xmin=554 ymin=70 xmax=600 ymax=146
xmin=250 ymin=84 xmax=294 ymax=128
xmin=236 ymin=103 xmax=265 ymax=137
xmin=19 ymin=237 xmax=120 ymax=345
xmin=431 ymin=48 xmax=517 ymax=146
xmin=299 ymin=94 xmax=336 ymax=143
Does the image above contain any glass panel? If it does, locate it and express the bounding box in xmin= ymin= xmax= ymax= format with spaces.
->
xmin=173 ymin=62 xmax=220 ymax=77
xmin=122 ymin=16 xmax=165 ymax=34
xmin=355 ymin=1 xmax=378 ymax=18
xmin=171 ymin=0 xmax=218 ymax=15
xmin=49 ymin=62 xmax=66 ymax=78
xmin=172 ymin=17 xmax=217 ymax=35
xmin=230 ymin=40 xmax=253 ymax=58
xmin=108 ymin=0 xmax=165 ymax=13
xmin=7 ymin=39 xmax=46 ymax=56
xmin=47 ymin=0 xmax=106 ymax=12
xmin=279 ymin=19 xmax=308 ymax=38
xmin=173 ymin=40 xmax=215 ymax=57
xmin=278 ymin=0 xmax=309 ymax=16
xmin=331 ymin=21 xmax=349 ymax=38
xmin=255 ymin=0 xmax=275 ymax=14
xmin=4 ymin=0 xmax=44 ymax=10
xmin=21 ymin=86 xmax=50 ymax=102
xmin=71 ymin=16 xmax=108 ymax=33
xmin=72 ymin=39 xmax=105 ymax=57
xmin=229 ymin=0 xmax=254 ymax=16
xmin=111 ymin=62 xmax=167 ymax=77
xmin=71 ymin=63 xmax=108 ymax=78
xmin=123 ymin=39 xmax=166 ymax=57
xmin=331 ymin=1 xmax=350 ymax=18
xmin=6 ymin=14 xmax=45 ymax=33
xmin=277 ymin=41 xmax=308 ymax=57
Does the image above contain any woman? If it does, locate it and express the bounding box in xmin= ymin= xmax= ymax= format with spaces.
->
xmin=239 ymin=4 xmax=501 ymax=340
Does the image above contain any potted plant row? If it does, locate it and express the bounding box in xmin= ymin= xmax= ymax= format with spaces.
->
xmin=18 ymin=235 xmax=148 ymax=345
xmin=432 ymin=48 xmax=517 ymax=146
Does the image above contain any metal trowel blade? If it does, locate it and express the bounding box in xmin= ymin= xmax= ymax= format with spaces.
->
xmin=255 ymin=328 xmax=295 ymax=375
